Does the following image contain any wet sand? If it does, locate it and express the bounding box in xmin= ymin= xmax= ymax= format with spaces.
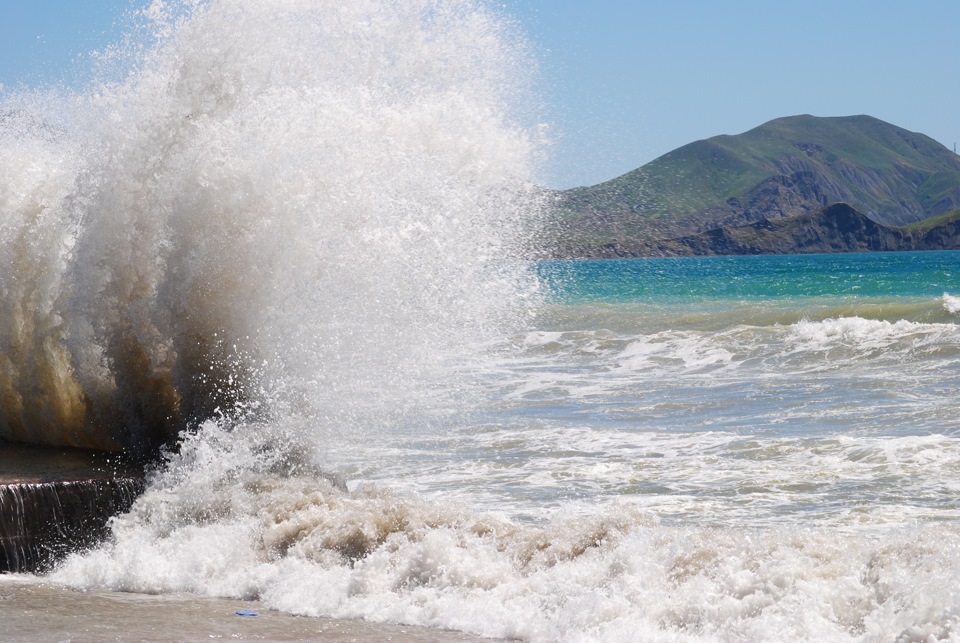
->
xmin=0 ymin=578 xmax=501 ymax=642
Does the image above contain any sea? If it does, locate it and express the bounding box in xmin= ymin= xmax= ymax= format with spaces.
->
xmin=2 ymin=1 xmax=960 ymax=642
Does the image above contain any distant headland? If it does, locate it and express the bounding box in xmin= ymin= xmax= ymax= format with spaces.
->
xmin=547 ymin=114 xmax=960 ymax=258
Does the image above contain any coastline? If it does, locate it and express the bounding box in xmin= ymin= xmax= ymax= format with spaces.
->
xmin=0 ymin=578 xmax=502 ymax=642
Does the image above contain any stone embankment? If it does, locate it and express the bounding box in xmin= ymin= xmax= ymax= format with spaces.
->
xmin=0 ymin=445 xmax=143 ymax=572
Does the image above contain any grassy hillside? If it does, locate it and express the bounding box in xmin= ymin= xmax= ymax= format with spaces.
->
xmin=551 ymin=115 xmax=960 ymax=258
xmin=902 ymin=207 xmax=960 ymax=232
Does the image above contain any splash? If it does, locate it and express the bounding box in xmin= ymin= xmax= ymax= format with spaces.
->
xmin=944 ymin=292 xmax=960 ymax=314
xmin=0 ymin=0 xmax=544 ymax=455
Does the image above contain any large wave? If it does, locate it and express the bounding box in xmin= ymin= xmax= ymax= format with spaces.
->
xmin=0 ymin=0 xmax=544 ymax=455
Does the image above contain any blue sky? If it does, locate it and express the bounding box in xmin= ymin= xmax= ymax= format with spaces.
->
xmin=2 ymin=1 xmax=958 ymax=189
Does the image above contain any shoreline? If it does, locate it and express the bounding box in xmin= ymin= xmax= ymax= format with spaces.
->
xmin=0 ymin=577 xmax=503 ymax=642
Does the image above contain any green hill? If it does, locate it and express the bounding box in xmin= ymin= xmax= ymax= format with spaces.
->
xmin=551 ymin=115 xmax=960 ymax=258
xmin=902 ymin=206 xmax=960 ymax=233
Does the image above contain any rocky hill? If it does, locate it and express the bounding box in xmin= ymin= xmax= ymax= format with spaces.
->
xmin=589 ymin=203 xmax=960 ymax=258
xmin=550 ymin=115 xmax=960 ymax=258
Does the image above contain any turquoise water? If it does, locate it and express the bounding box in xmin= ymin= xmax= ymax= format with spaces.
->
xmin=540 ymin=251 xmax=960 ymax=303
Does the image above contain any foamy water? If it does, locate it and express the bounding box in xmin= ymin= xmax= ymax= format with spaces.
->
xmin=4 ymin=1 xmax=960 ymax=641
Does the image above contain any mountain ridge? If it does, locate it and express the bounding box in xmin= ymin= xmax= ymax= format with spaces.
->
xmin=587 ymin=203 xmax=960 ymax=258
xmin=550 ymin=115 xmax=960 ymax=258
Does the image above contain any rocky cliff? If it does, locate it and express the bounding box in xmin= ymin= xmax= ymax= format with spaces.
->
xmin=587 ymin=203 xmax=960 ymax=258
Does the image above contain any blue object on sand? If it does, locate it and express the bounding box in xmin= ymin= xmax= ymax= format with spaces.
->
xmin=235 ymin=610 xmax=259 ymax=616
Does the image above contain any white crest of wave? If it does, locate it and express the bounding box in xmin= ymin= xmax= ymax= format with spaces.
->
xmin=943 ymin=293 xmax=960 ymax=314
xmin=0 ymin=0 xmax=545 ymax=452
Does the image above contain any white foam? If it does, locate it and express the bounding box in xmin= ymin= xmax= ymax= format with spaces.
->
xmin=944 ymin=293 xmax=960 ymax=314
xmin=51 ymin=463 xmax=960 ymax=642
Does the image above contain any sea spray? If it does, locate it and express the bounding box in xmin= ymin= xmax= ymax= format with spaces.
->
xmin=4 ymin=0 xmax=555 ymax=629
xmin=7 ymin=0 xmax=553 ymax=629
xmin=0 ymin=101 xmax=98 ymax=447
xmin=1 ymin=0 xmax=545 ymax=453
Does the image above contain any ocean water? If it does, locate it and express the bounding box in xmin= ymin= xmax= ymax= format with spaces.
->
xmin=356 ymin=252 xmax=960 ymax=529
xmin=3 ymin=1 xmax=960 ymax=641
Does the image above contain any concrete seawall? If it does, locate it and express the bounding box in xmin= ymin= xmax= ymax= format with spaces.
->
xmin=0 ymin=445 xmax=143 ymax=572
